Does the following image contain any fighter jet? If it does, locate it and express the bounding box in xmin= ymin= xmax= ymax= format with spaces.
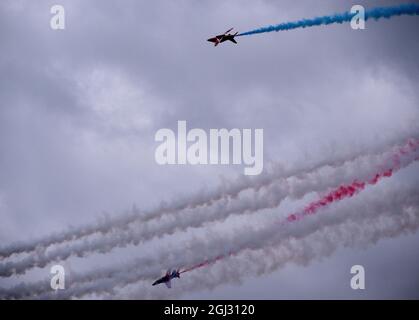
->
xmin=207 ymin=28 xmax=238 ymax=47
xmin=152 ymin=269 xmax=181 ymax=288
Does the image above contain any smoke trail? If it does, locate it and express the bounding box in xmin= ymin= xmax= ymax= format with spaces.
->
xmin=1 ymin=139 xmax=417 ymax=277
xmin=3 ymin=155 xmax=417 ymax=299
xmin=5 ymin=178 xmax=418 ymax=299
xmin=0 ymin=157 xmax=349 ymax=259
xmin=238 ymin=4 xmax=419 ymax=36
xmin=1 ymin=130 xmax=416 ymax=260
xmin=126 ymin=200 xmax=419 ymax=300
xmin=179 ymin=141 xmax=418 ymax=274
xmin=78 ymin=182 xmax=419 ymax=299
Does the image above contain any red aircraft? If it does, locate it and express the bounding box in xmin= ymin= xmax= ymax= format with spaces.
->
xmin=207 ymin=28 xmax=238 ymax=47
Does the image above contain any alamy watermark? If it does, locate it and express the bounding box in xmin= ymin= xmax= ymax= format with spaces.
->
xmin=50 ymin=4 xmax=65 ymax=30
xmin=350 ymin=265 xmax=366 ymax=290
xmin=155 ymin=121 xmax=264 ymax=175
xmin=50 ymin=264 xmax=65 ymax=290
xmin=351 ymin=5 xmax=365 ymax=30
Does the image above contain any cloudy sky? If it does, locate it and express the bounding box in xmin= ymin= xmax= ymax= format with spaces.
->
xmin=1 ymin=0 xmax=419 ymax=299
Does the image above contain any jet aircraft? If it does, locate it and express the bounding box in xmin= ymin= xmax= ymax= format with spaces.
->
xmin=152 ymin=269 xmax=181 ymax=288
xmin=207 ymin=28 xmax=238 ymax=46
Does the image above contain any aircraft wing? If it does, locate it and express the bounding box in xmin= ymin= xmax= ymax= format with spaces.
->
xmin=152 ymin=278 xmax=163 ymax=286
xmin=225 ymin=28 xmax=233 ymax=34
xmin=165 ymin=280 xmax=172 ymax=289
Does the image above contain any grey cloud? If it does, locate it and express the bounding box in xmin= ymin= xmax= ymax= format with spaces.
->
xmin=1 ymin=0 xmax=419 ymax=298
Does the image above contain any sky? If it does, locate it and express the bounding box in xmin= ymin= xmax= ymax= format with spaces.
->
xmin=0 ymin=0 xmax=419 ymax=299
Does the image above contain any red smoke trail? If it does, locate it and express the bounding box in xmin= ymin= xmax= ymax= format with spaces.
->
xmin=180 ymin=255 xmax=225 ymax=274
xmin=180 ymin=138 xmax=419 ymax=274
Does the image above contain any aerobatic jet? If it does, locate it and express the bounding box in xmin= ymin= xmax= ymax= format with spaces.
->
xmin=152 ymin=269 xmax=181 ymax=288
xmin=207 ymin=28 xmax=238 ymax=46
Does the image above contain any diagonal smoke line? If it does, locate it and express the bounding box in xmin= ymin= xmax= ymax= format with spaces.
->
xmin=0 ymin=138 xmax=417 ymax=277
xmin=124 ymin=202 xmax=419 ymax=300
xmin=1 ymin=132 xmax=416 ymax=261
xmin=39 ymin=184 xmax=419 ymax=299
xmin=238 ymin=4 xmax=419 ymax=36
xmin=179 ymin=143 xmax=419 ymax=274
xmin=3 ymin=162 xmax=418 ymax=299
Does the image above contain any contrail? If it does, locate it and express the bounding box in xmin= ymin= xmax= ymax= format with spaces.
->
xmin=0 ymin=139 xmax=417 ymax=277
xmin=179 ymin=142 xmax=418 ymax=274
xmin=6 ymin=178 xmax=418 ymax=299
xmin=0 ymin=130 xmax=415 ymax=260
xmin=0 ymin=156 xmax=358 ymax=259
xmin=78 ymin=183 xmax=419 ymax=299
xmin=3 ymin=152 xmax=418 ymax=299
xmin=126 ymin=198 xmax=419 ymax=300
xmin=238 ymin=4 xmax=419 ymax=36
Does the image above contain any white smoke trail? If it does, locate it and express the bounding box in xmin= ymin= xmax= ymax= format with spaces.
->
xmin=79 ymin=183 xmax=419 ymax=299
xmin=3 ymin=172 xmax=418 ymax=299
xmin=124 ymin=200 xmax=419 ymax=299
xmin=1 ymin=132 xmax=415 ymax=260
xmin=1 ymin=138 xmax=417 ymax=277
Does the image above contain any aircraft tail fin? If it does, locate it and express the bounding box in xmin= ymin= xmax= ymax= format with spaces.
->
xmin=230 ymin=32 xmax=238 ymax=44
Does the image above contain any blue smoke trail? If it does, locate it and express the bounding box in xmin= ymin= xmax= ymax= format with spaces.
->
xmin=238 ymin=4 xmax=419 ymax=36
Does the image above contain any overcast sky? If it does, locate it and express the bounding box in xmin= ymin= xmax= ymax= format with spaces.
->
xmin=1 ymin=0 xmax=419 ymax=299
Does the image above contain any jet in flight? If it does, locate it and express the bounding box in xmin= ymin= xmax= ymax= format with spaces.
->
xmin=152 ymin=269 xmax=181 ymax=288
xmin=207 ymin=28 xmax=238 ymax=46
